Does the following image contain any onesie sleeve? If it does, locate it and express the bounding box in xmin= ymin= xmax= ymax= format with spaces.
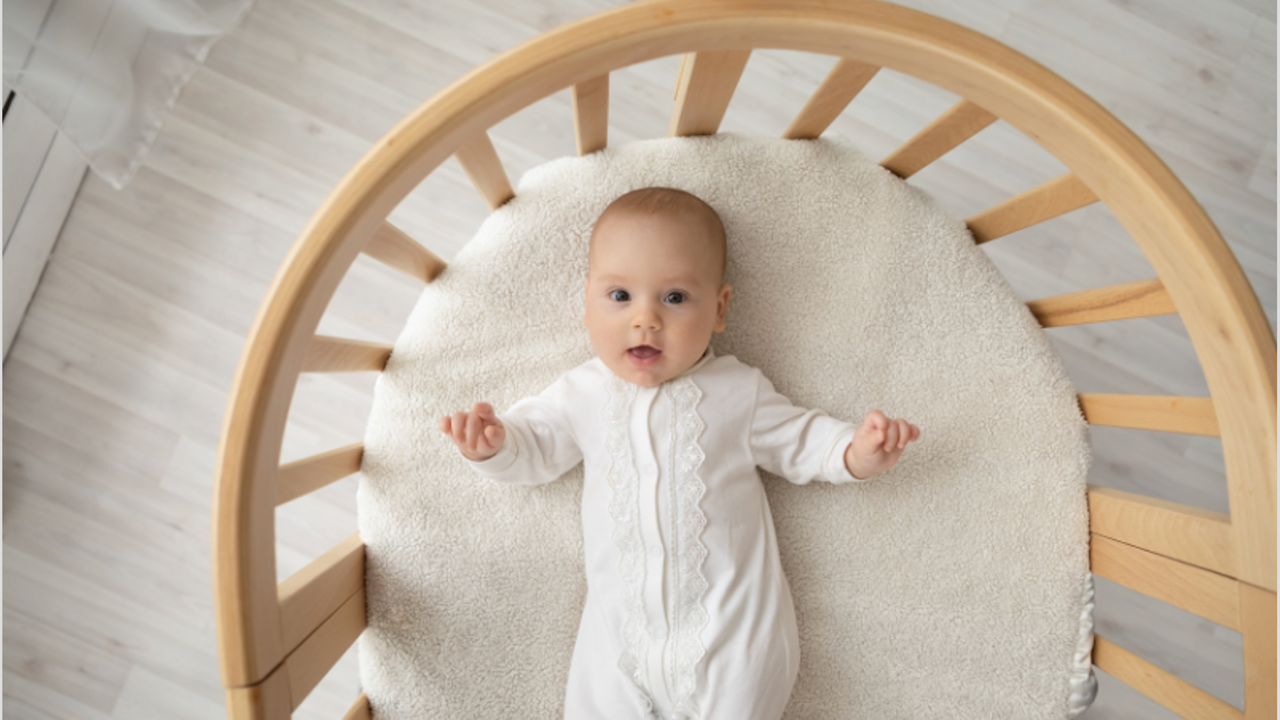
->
xmin=467 ymin=375 xmax=583 ymax=486
xmin=748 ymin=369 xmax=863 ymax=485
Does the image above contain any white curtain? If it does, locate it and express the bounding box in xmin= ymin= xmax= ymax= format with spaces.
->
xmin=3 ymin=0 xmax=255 ymax=188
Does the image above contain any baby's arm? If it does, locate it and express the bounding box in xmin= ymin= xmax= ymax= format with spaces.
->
xmin=845 ymin=410 xmax=920 ymax=480
xmin=440 ymin=402 xmax=506 ymax=462
xmin=440 ymin=382 xmax=583 ymax=486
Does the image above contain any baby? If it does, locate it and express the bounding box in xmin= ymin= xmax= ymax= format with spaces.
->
xmin=440 ymin=188 xmax=920 ymax=720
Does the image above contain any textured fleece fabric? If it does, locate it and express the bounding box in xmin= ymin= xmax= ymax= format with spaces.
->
xmin=358 ymin=134 xmax=1093 ymax=719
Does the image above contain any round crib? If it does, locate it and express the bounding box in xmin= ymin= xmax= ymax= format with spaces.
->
xmin=212 ymin=1 xmax=1277 ymax=718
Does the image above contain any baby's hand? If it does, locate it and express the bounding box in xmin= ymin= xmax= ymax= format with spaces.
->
xmin=845 ymin=409 xmax=920 ymax=480
xmin=440 ymin=402 xmax=506 ymax=462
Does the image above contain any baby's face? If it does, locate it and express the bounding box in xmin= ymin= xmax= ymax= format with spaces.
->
xmin=584 ymin=211 xmax=730 ymax=387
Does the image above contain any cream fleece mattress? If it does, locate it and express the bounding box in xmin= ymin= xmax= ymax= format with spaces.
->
xmin=358 ymin=134 xmax=1094 ymax=718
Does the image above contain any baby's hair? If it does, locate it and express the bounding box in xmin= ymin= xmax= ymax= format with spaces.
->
xmin=590 ymin=187 xmax=727 ymax=281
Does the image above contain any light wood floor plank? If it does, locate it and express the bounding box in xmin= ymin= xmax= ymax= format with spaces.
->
xmin=1013 ymin=0 xmax=1239 ymax=116
xmin=4 ymin=547 xmax=225 ymax=709
xmin=21 ymin=256 xmax=245 ymax=390
xmin=75 ymin=168 xmax=295 ymax=286
xmin=172 ymin=66 xmax=369 ymax=190
xmin=1002 ymin=12 xmax=1270 ymax=186
xmin=4 ymin=491 xmax=214 ymax=639
xmin=157 ymin=435 xmax=222 ymax=508
xmin=1099 ymin=0 xmax=1258 ymax=65
xmin=2 ymin=609 xmax=131 ymax=714
xmin=4 ymin=358 xmax=182 ymax=483
xmin=252 ymin=0 xmax=472 ymax=114
xmin=3 ymin=670 xmax=114 ymax=720
xmin=1246 ymin=139 xmax=1277 ymax=202
xmin=12 ymin=314 xmax=229 ymax=449
xmin=145 ymin=113 xmax=332 ymax=236
xmin=55 ymin=201 xmax=266 ymax=338
xmin=4 ymin=418 xmax=210 ymax=561
xmin=201 ymin=3 xmax=420 ymax=144
xmin=110 ymin=665 xmax=225 ymax=720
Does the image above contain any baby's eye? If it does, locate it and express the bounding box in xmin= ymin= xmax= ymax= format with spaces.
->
xmin=610 ymin=289 xmax=630 ymax=302
xmin=664 ymin=292 xmax=685 ymax=304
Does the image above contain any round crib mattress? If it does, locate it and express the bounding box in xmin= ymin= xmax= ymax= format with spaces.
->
xmin=358 ymin=134 xmax=1094 ymax=718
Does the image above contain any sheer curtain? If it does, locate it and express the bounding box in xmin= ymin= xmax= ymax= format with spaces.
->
xmin=3 ymin=0 xmax=256 ymax=188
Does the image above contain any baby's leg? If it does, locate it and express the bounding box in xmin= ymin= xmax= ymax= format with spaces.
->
xmin=695 ymin=591 xmax=801 ymax=720
xmin=562 ymin=599 xmax=656 ymax=720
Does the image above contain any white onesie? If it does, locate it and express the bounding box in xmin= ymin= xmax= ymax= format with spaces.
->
xmin=469 ymin=349 xmax=863 ymax=720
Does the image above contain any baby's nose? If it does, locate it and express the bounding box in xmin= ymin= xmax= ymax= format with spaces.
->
xmin=631 ymin=304 xmax=661 ymax=330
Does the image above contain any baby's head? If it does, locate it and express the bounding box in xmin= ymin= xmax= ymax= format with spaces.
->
xmin=583 ymin=187 xmax=732 ymax=387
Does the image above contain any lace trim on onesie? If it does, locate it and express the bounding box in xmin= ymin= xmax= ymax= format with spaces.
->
xmin=602 ymin=374 xmax=653 ymax=711
xmin=668 ymin=377 xmax=709 ymax=720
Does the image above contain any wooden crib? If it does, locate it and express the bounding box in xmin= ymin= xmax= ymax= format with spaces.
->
xmin=212 ymin=1 xmax=1277 ymax=717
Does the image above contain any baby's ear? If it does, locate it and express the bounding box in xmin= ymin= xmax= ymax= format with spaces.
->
xmin=713 ymin=284 xmax=732 ymax=332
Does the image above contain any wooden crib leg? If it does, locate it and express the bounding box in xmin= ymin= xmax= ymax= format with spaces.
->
xmin=1241 ymin=582 xmax=1277 ymax=719
xmin=342 ymin=694 xmax=372 ymax=720
xmin=226 ymin=668 xmax=291 ymax=720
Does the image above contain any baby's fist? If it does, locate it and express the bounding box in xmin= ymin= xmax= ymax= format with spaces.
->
xmin=846 ymin=409 xmax=920 ymax=480
xmin=440 ymin=402 xmax=506 ymax=462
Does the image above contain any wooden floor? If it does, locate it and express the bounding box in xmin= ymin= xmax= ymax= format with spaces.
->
xmin=3 ymin=0 xmax=1274 ymax=718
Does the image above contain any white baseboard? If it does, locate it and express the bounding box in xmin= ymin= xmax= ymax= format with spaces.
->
xmin=4 ymin=95 xmax=88 ymax=359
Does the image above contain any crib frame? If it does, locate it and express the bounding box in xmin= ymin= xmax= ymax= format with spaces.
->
xmin=212 ymin=1 xmax=1277 ymax=718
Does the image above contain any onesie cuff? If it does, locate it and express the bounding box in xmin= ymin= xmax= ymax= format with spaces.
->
xmin=822 ymin=426 xmax=863 ymax=483
xmin=467 ymin=435 xmax=518 ymax=476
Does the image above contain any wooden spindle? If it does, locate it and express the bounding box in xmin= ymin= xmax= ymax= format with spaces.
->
xmin=783 ymin=58 xmax=879 ymax=139
xmin=880 ymin=99 xmax=997 ymax=178
xmin=1080 ymin=393 xmax=1220 ymax=437
xmin=364 ymin=221 xmax=447 ymax=284
xmin=302 ymin=336 xmax=393 ymax=374
xmin=277 ymin=443 xmax=363 ymax=506
xmin=1028 ymin=278 xmax=1177 ymax=328
xmin=670 ymin=49 xmax=752 ymax=137
xmin=1091 ymin=533 xmax=1240 ymax=630
xmin=278 ymin=532 xmax=365 ymax=653
xmin=1093 ymin=636 xmax=1244 ymax=719
xmin=1088 ymin=485 xmax=1235 ymax=578
xmin=967 ymin=172 xmax=1097 ymax=244
xmin=285 ymin=590 xmax=366 ymax=710
xmin=1240 ymin=583 xmax=1278 ymax=718
xmin=573 ymin=74 xmax=609 ymax=155
xmin=455 ymin=132 xmax=515 ymax=210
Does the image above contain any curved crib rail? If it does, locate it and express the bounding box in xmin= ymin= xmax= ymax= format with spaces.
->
xmin=213 ymin=1 xmax=1277 ymax=717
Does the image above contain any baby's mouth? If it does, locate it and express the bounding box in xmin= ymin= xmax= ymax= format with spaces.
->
xmin=628 ymin=345 xmax=662 ymax=365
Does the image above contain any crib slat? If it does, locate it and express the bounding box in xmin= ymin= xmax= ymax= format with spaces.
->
xmin=363 ymin=221 xmax=447 ymax=284
xmin=277 ymin=443 xmax=363 ymax=506
xmin=573 ymin=74 xmax=609 ymax=155
xmin=302 ymin=336 xmax=393 ymax=374
xmin=342 ymin=693 xmax=372 ymax=720
xmin=880 ymin=99 xmax=997 ymax=178
xmin=1080 ymin=393 xmax=1220 ymax=437
xmin=1240 ymin=583 xmax=1278 ymax=719
xmin=455 ymin=132 xmax=515 ymax=210
xmin=1088 ymin=485 xmax=1235 ymax=579
xmin=1028 ymin=278 xmax=1177 ymax=328
xmin=1093 ymin=636 xmax=1244 ymax=720
xmin=285 ymin=586 xmax=367 ymax=710
xmin=966 ymin=172 xmax=1097 ymax=244
xmin=783 ymin=58 xmax=880 ymax=140
xmin=278 ymin=532 xmax=365 ymax=655
xmin=1091 ymin=534 xmax=1240 ymax=631
xmin=670 ymin=49 xmax=752 ymax=137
